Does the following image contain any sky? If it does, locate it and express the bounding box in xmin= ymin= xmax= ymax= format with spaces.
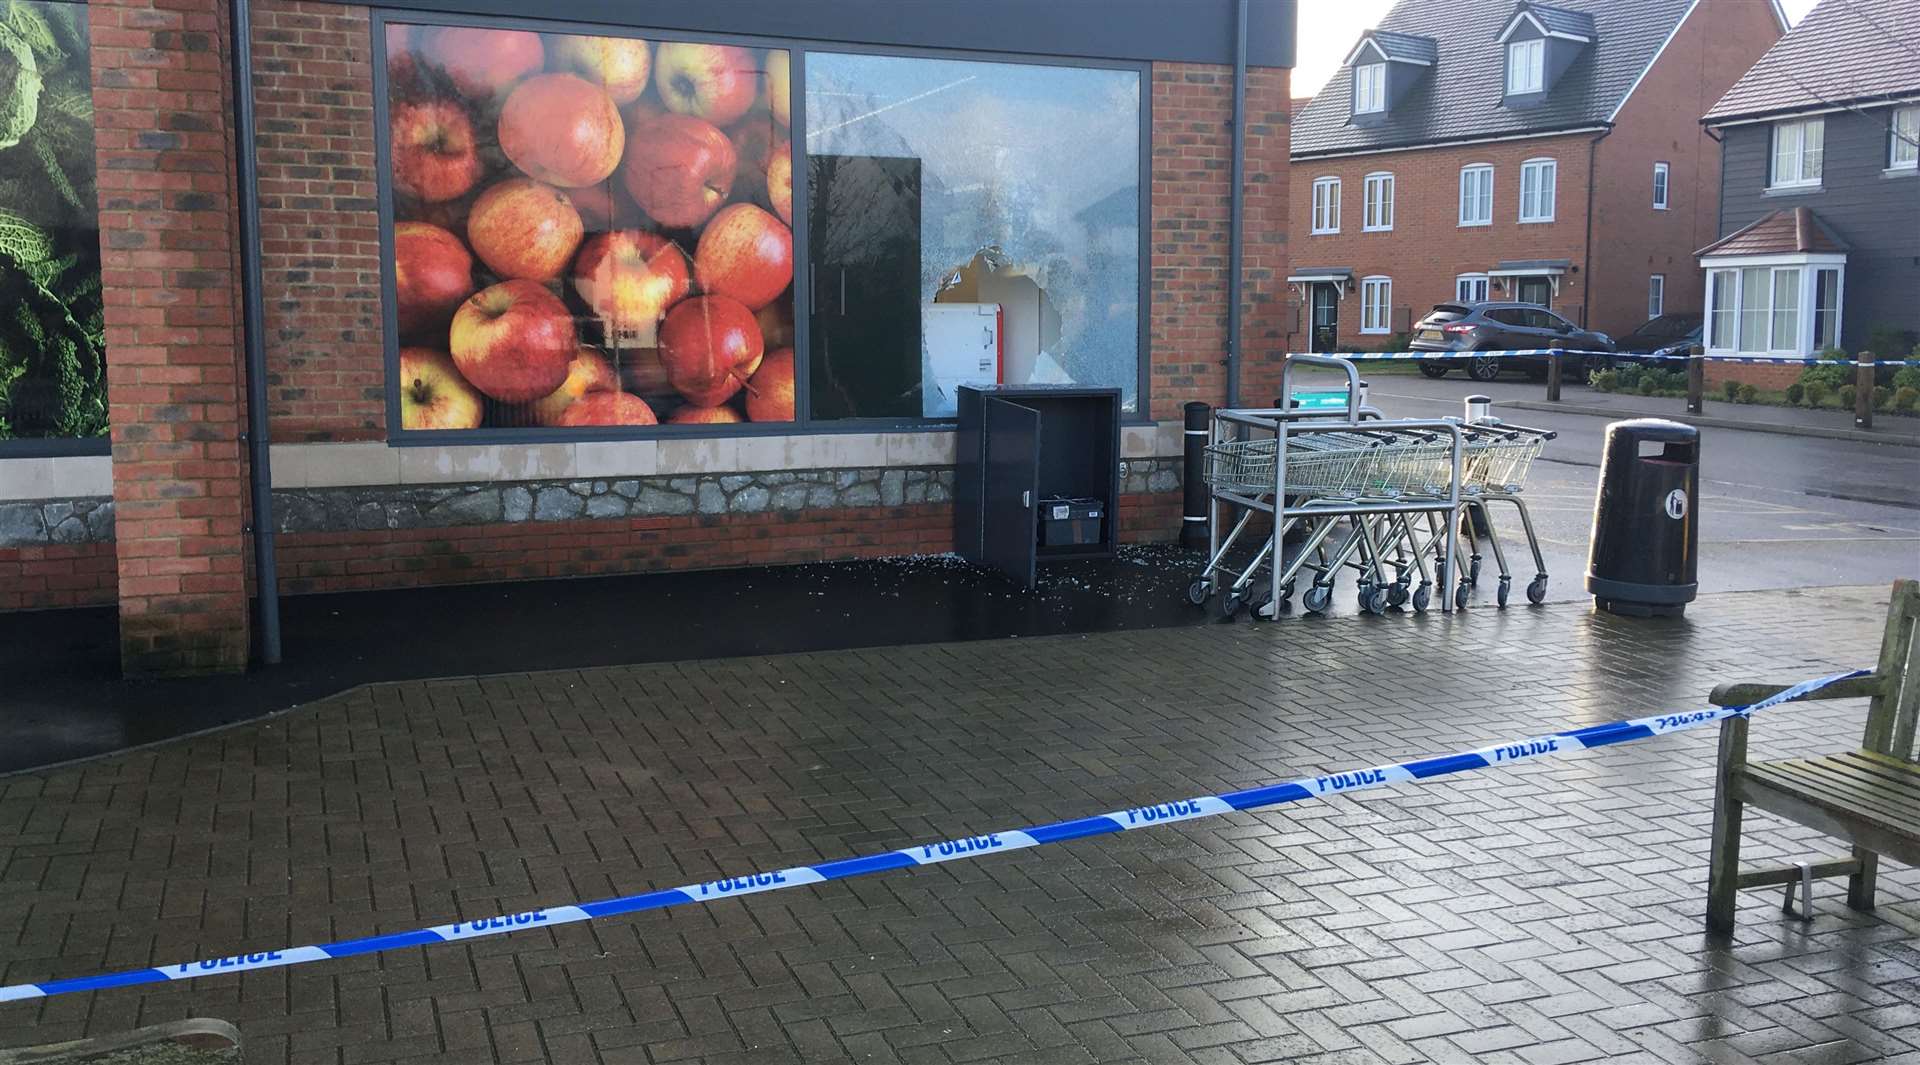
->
xmin=1290 ymin=0 xmax=1823 ymax=98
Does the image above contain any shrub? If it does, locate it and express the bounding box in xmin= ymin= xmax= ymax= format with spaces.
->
xmin=1893 ymin=366 xmax=1920 ymax=392
xmin=1737 ymin=384 xmax=1758 ymax=404
xmin=1865 ymin=324 xmax=1919 ymax=361
xmin=1616 ymin=365 xmax=1643 ymax=390
xmin=1721 ymin=379 xmax=1740 ymax=401
xmin=1896 ymin=386 xmax=1920 ymax=413
xmin=1637 ymin=375 xmax=1659 ymax=396
xmin=1838 ymin=384 xmax=1856 ymax=408
xmin=1874 ymin=385 xmax=1893 ymax=410
xmin=1802 ymin=380 xmax=1829 ymax=407
xmin=1663 ymin=369 xmax=1689 ymax=392
xmin=1590 ymin=369 xmax=1619 ymax=393
xmin=1785 ymin=382 xmax=1805 ymax=404
xmin=1798 ymin=353 xmax=1850 ymax=391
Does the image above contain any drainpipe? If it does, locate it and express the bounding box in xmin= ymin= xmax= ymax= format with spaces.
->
xmin=1224 ymin=0 xmax=1248 ymax=407
xmin=1579 ymin=127 xmax=1612 ymax=329
xmin=228 ymin=0 xmax=282 ymax=665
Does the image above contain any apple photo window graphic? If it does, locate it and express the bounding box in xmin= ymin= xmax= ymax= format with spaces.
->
xmin=387 ymin=24 xmax=796 ymax=431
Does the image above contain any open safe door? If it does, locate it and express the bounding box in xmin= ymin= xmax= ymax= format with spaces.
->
xmin=981 ymin=398 xmax=1040 ymax=589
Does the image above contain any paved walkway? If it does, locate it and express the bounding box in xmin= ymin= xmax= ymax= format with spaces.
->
xmin=3 ymin=585 xmax=1917 ymax=1064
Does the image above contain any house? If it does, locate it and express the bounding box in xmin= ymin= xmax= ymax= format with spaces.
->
xmin=1697 ymin=0 xmax=1919 ymax=377
xmin=1289 ymin=0 xmax=1786 ymax=353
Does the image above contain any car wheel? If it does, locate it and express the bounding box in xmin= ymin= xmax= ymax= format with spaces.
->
xmin=1467 ymin=357 xmax=1501 ymax=383
xmin=1417 ymin=362 xmax=1449 ymax=379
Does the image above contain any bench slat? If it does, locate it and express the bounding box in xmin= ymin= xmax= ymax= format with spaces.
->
xmin=1739 ymin=770 xmax=1920 ymax=868
xmin=1749 ymin=759 xmax=1920 ymax=828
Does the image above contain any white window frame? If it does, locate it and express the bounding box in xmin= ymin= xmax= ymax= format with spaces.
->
xmin=1891 ymin=105 xmax=1919 ymax=171
xmin=1360 ymin=276 xmax=1392 ymax=334
xmin=1362 ymin=171 xmax=1394 ymax=232
xmin=1354 ymin=62 xmax=1386 ymax=114
xmin=1519 ymin=157 xmax=1556 ymax=223
xmin=1701 ymin=254 xmax=1845 ymax=356
xmin=1507 ymin=38 xmax=1544 ymax=94
xmin=1652 ymin=161 xmax=1669 ymax=210
xmin=1456 ymin=274 xmax=1490 ymax=303
xmin=1769 ymin=117 xmax=1825 ymax=189
xmin=1458 ymin=164 xmax=1493 ymax=226
xmin=1647 ymin=274 xmax=1664 ymax=319
xmin=1311 ymin=176 xmax=1341 ymax=234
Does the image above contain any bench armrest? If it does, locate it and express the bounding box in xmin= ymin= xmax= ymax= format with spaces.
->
xmin=1709 ymin=674 xmax=1885 ymax=708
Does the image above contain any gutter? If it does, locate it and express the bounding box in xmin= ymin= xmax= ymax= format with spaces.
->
xmin=1224 ymin=0 xmax=1247 ymax=407
xmin=228 ymin=0 xmax=283 ymax=665
xmin=1290 ymin=124 xmax=1609 ymax=162
xmin=1580 ymin=126 xmax=1611 ymax=329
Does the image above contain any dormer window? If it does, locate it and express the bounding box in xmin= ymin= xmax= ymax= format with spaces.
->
xmin=1354 ymin=63 xmax=1386 ymax=114
xmin=1506 ymin=39 xmax=1543 ymax=94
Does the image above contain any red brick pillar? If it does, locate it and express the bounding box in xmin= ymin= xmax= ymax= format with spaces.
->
xmin=91 ymin=0 xmax=253 ymax=674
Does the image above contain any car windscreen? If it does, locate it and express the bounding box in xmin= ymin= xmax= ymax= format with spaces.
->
xmin=1622 ymin=315 xmax=1701 ymax=343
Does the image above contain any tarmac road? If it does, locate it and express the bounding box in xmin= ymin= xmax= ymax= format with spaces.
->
xmin=1347 ymin=372 xmax=1920 ymax=600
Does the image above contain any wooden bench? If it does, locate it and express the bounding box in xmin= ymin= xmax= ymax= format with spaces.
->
xmin=1706 ymin=579 xmax=1919 ymax=934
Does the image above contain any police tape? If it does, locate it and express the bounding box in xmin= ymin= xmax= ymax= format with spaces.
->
xmin=0 ymin=669 xmax=1864 ymax=1004
xmin=1293 ymin=349 xmax=1914 ymax=367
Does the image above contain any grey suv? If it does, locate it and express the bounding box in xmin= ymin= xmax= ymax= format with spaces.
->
xmin=1409 ymin=302 xmax=1614 ymax=382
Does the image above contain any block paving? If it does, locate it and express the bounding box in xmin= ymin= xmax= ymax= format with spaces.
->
xmin=2 ymin=584 xmax=1917 ymax=1063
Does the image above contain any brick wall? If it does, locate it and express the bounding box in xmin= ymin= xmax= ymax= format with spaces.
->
xmin=251 ymin=0 xmax=385 ymax=442
xmin=90 ymin=0 xmax=252 ymax=674
xmin=1149 ymin=63 xmax=1292 ymax=412
xmin=0 ymin=544 xmax=119 ymax=611
xmin=1288 ymin=133 xmax=1597 ymax=352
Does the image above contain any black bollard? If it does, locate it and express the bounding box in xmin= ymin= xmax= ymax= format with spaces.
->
xmin=1181 ymin=402 xmax=1210 ymax=549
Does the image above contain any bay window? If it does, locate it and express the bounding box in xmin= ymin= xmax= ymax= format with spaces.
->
xmin=1812 ymin=269 xmax=1841 ymax=351
xmin=1769 ymin=118 xmax=1824 ymax=188
xmin=1703 ymin=258 xmax=1844 ymax=355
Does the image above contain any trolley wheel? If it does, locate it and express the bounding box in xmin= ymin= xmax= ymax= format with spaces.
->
xmin=1468 ymin=557 xmax=1482 ymax=586
xmin=1246 ymin=581 xmax=1273 ymax=609
xmin=1303 ymin=586 xmax=1333 ymax=615
xmin=1454 ymin=582 xmax=1472 ymax=609
xmin=1279 ymin=580 xmax=1296 ymax=601
xmin=1186 ymin=578 xmax=1211 ymax=606
xmin=1361 ymin=587 xmax=1390 ymax=615
xmin=1387 ymin=583 xmax=1410 ymax=608
xmin=1411 ymin=585 xmax=1431 ymax=613
xmin=1527 ymin=576 xmax=1549 ymax=605
xmin=1218 ymin=592 xmax=1244 ymax=620
xmin=1467 ymin=356 xmax=1502 ymax=383
xmin=1496 ymin=577 xmax=1512 ymax=609
xmin=1417 ymin=362 xmax=1449 ymax=379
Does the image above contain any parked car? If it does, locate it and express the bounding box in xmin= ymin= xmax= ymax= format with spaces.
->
xmin=1409 ymin=302 xmax=1615 ymax=382
xmin=1611 ymin=313 xmax=1703 ymax=365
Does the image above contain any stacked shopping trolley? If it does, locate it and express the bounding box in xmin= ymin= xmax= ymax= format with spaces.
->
xmin=1187 ymin=355 xmax=1555 ymax=620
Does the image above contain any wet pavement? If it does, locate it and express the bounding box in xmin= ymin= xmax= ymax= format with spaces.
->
xmin=2 ymin=584 xmax=1916 ymax=1063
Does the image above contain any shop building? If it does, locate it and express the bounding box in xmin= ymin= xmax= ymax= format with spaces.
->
xmin=0 ymin=0 xmax=1295 ymax=674
xmin=1286 ymin=0 xmax=1784 ymax=352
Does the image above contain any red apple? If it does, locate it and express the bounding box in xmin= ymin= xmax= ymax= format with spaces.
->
xmin=658 ymin=295 xmax=763 ymax=407
xmin=566 ymin=182 xmax=647 ymax=232
xmin=572 ymin=229 xmax=691 ymax=348
xmin=466 ymin=178 xmax=584 ymax=282
xmin=398 ymin=348 xmax=486 ymax=430
xmin=728 ymin=118 xmax=775 ymax=201
xmin=557 ymin=391 xmax=658 ymax=426
xmin=498 ymin=74 xmax=625 ymax=188
xmin=653 ymin=42 xmax=758 ymax=127
xmin=448 ymin=279 xmax=577 ymax=403
xmin=669 ymin=403 xmax=744 ymax=424
xmin=620 ymin=112 xmax=736 ymax=229
xmin=765 ymin=49 xmax=790 ymax=127
xmin=551 ymin=35 xmax=653 ymax=106
xmin=766 ymin=141 xmax=792 ymax=225
xmin=618 ymin=348 xmax=673 ymax=397
xmin=393 ymin=221 xmax=474 ymax=336
xmin=390 ymin=97 xmax=483 ymax=204
xmin=421 ymin=26 xmax=543 ymax=101
xmin=529 ymin=346 xmax=621 ymax=426
xmin=745 ymin=347 xmax=794 ymax=422
xmin=694 ymin=203 xmax=792 ymax=310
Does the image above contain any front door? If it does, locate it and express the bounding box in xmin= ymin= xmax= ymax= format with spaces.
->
xmin=1310 ymin=283 xmax=1339 ymax=352
xmin=1517 ymin=277 xmax=1552 ymax=308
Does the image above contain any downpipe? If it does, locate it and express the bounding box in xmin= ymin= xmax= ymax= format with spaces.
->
xmin=1223 ymin=0 xmax=1247 ymax=408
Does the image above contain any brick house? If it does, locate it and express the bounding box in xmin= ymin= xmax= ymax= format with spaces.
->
xmin=1696 ymin=0 xmax=1919 ymax=387
xmin=0 ymin=0 xmax=1295 ymax=674
xmin=1287 ymin=0 xmax=1785 ymax=357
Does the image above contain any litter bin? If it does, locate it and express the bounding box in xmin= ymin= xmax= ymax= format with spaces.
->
xmin=1587 ymin=418 xmax=1699 ymax=616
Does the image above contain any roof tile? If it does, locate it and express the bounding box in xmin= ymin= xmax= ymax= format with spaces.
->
xmin=1703 ymin=0 xmax=1920 ymax=123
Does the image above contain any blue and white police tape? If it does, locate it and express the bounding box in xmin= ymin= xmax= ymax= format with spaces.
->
xmin=0 ymin=669 xmax=1864 ymax=1004
xmin=1290 ymin=349 xmax=1913 ymax=367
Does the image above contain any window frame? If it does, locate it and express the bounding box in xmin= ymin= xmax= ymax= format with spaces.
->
xmin=370 ymin=10 xmax=1156 ymax=444
xmin=1506 ymin=38 xmax=1543 ymax=94
xmin=1311 ymin=176 xmax=1342 ymax=234
xmin=1769 ymin=117 xmax=1825 ymax=189
xmin=1647 ymin=274 xmax=1664 ymax=319
xmin=1703 ymin=258 xmax=1842 ymax=355
xmin=1456 ymin=273 xmax=1490 ymax=303
xmin=1652 ymin=161 xmax=1669 ymax=210
xmin=1518 ymin=157 xmax=1557 ymax=223
xmin=1359 ymin=276 xmax=1392 ymax=335
xmin=1891 ymin=105 xmax=1919 ymax=171
xmin=1362 ymin=171 xmax=1394 ymax=232
xmin=1458 ymin=163 xmax=1493 ymax=226
xmin=1353 ymin=62 xmax=1386 ymax=114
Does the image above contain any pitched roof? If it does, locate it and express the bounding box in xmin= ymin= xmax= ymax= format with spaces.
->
xmin=1519 ymin=4 xmax=1598 ymax=40
xmin=1696 ymin=207 xmax=1850 ymax=257
xmin=1703 ymin=0 xmax=1920 ymax=124
xmin=1352 ymin=30 xmax=1439 ymax=65
xmin=1291 ymin=0 xmax=1695 ymax=158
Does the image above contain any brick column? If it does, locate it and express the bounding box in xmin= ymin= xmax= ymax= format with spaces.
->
xmin=91 ymin=0 xmax=252 ymax=674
